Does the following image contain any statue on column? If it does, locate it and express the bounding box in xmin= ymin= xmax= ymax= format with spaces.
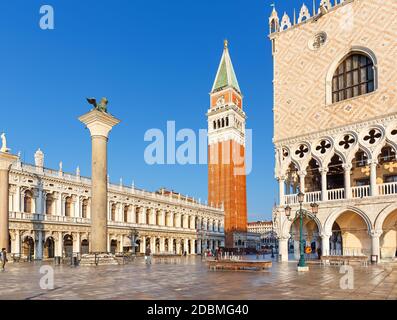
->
xmin=86 ymin=97 xmax=108 ymax=113
xmin=0 ymin=133 xmax=10 ymax=153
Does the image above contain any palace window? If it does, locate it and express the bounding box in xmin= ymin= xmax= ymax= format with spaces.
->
xmin=332 ymin=53 xmax=375 ymax=103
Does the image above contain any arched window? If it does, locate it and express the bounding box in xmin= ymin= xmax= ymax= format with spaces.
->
xmin=221 ymin=118 xmax=225 ymax=128
xmin=332 ymin=53 xmax=374 ymax=103
xmin=46 ymin=194 xmax=53 ymax=215
xmin=111 ymin=203 xmax=116 ymax=221
xmin=24 ymin=190 xmax=33 ymax=213
xmin=124 ymin=205 xmax=129 ymax=222
xmin=213 ymin=121 xmax=216 ymax=130
xmin=217 ymin=119 xmax=221 ymax=129
xmin=65 ymin=197 xmax=73 ymax=217
xmin=82 ymin=199 xmax=88 ymax=218
xmin=226 ymin=117 xmax=229 ymax=126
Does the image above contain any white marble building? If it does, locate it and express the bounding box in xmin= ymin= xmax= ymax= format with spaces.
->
xmin=7 ymin=149 xmax=225 ymax=260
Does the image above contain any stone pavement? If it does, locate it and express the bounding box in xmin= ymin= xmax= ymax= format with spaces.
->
xmin=0 ymin=256 xmax=396 ymax=300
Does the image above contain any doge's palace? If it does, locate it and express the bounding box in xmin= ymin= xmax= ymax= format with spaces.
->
xmin=5 ymin=148 xmax=224 ymax=260
xmin=270 ymin=0 xmax=397 ymax=262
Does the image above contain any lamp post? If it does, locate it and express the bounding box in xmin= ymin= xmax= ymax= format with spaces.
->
xmin=284 ymin=192 xmax=319 ymax=271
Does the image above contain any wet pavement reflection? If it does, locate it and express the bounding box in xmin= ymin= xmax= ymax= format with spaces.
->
xmin=0 ymin=256 xmax=396 ymax=300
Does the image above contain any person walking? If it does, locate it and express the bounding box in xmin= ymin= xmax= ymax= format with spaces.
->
xmin=1 ymin=248 xmax=8 ymax=271
xmin=145 ymin=245 xmax=152 ymax=265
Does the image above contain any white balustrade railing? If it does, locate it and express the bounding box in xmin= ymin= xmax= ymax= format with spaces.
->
xmin=305 ymin=191 xmax=321 ymax=203
xmin=378 ymin=182 xmax=397 ymax=196
xmin=327 ymin=188 xmax=345 ymax=201
xmin=284 ymin=194 xmax=298 ymax=205
xmin=352 ymin=185 xmax=371 ymax=198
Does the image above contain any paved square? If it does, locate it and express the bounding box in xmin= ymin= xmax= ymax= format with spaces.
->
xmin=0 ymin=257 xmax=396 ymax=300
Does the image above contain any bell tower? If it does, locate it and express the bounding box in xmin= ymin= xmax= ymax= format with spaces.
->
xmin=207 ymin=40 xmax=248 ymax=249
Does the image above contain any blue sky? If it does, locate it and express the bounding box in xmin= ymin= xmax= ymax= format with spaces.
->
xmin=0 ymin=0 xmax=301 ymax=221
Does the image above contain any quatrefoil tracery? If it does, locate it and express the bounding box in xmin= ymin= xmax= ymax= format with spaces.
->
xmin=364 ymin=129 xmax=382 ymax=145
xmin=295 ymin=144 xmax=309 ymax=158
xmin=316 ymin=140 xmax=331 ymax=154
xmin=392 ymin=129 xmax=397 ymax=136
xmin=339 ymin=135 xmax=355 ymax=150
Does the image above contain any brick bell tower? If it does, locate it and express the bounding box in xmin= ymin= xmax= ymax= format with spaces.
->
xmin=207 ymin=40 xmax=248 ymax=249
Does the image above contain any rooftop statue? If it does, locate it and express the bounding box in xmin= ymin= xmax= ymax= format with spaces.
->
xmin=86 ymin=97 xmax=108 ymax=113
xmin=0 ymin=133 xmax=10 ymax=153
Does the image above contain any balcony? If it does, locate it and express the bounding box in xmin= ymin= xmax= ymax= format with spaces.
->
xmin=282 ymin=182 xmax=397 ymax=205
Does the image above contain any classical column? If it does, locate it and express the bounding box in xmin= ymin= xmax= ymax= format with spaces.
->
xmin=73 ymin=232 xmax=81 ymax=254
xmin=176 ymin=240 xmax=181 ymax=254
xmin=140 ymin=236 xmax=146 ymax=254
xmin=369 ymin=160 xmax=378 ymax=197
xmin=79 ymin=109 xmax=120 ymax=253
xmin=118 ymin=234 xmax=123 ymax=253
xmin=197 ymin=239 xmax=202 ymax=254
xmin=320 ymin=233 xmax=331 ymax=257
xmin=35 ymin=187 xmax=43 ymax=215
xmin=55 ymin=232 xmax=63 ymax=257
xmin=150 ymin=237 xmax=156 ymax=253
xmin=56 ymin=193 xmax=62 ymax=216
xmin=14 ymin=185 xmax=20 ymax=213
xmin=0 ymin=152 xmax=18 ymax=252
xmin=298 ymin=171 xmax=306 ymax=194
xmin=190 ymin=239 xmax=196 ymax=254
xmin=370 ymin=230 xmax=382 ymax=261
xmin=343 ymin=164 xmax=352 ymax=199
xmin=278 ymin=236 xmax=289 ymax=262
xmin=277 ymin=176 xmax=286 ymax=205
xmin=169 ymin=238 xmax=174 ymax=254
xmin=320 ymin=168 xmax=328 ymax=201
xmin=35 ymin=230 xmax=43 ymax=260
xmin=160 ymin=237 xmax=165 ymax=253
xmin=12 ymin=230 xmax=21 ymax=255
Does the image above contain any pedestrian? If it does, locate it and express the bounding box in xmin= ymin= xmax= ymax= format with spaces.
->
xmin=317 ymin=247 xmax=322 ymax=260
xmin=1 ymin=248 xmax=8 ymax=271
xmin=145 ymin=245 xmax=152 ymax=265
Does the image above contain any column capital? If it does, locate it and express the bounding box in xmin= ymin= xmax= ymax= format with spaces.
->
xmin=319 ymin=168 xmax=329 ymax=174
xmin=368 ymin=159 xmax=378 ymax=166
xmin=298 ymin=170 xmax=307 ymax=177
xmin=276 ymin=175 xmax=286 ymax=181
xmin=342 ymin=164 xmax=352 ymax=171
xmin=79 ymin=109 xmax=120 ymax=138
xmin=0 ymin=152 xmax=18 ymax=171
xmin=320 ymin=232 xmax=332 ymax=238
xmin=370 ymin=229 xmax=383 ymax=238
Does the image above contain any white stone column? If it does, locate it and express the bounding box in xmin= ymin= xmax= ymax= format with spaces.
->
xmin=298 ymin=171 xmax=306 ymax=194
xmin=35 ymin=230 xmax=43 ymax=260
xmin=56 ymin=232 xmax=63 ymax=257
xmin=370 ymin=230 xmax=382 ymax=261
xmin=73 ymin=233 xmax=81 ymax=254
xmin=35 ymin=188 xmax=43 ymax=215
xmin=79 ymin=109 xmax=120 ymax=253
xmin=0 ymin=152 xmax=18 ymax=252
xmin=161 ymin=210 xmax=166 ymax=226
xmin=107 ymin=234 xmax=110 ymax=253
xmin=56 ymin=193 xmax=62 ymax=216
xmin=176 ymin=240 xmax=181 ymax=254
xmin=343 ymin=164 xmax=352 ymax=199
xmin=369 ymin=160 xmax=378 ymax=196
xmin=321 ymin=233 xmax=330 ymax=256
xmin=14 ymin=186 xmax=21 ymax=213
xmin=197 ymin=239 xmax=202 ymax=254
xmin=140 ymin=236 xmax=146 ymax=254
xmin=278 ymin=236 xmax=289 ymax=262
xmin=160 ymin=237 xmax=165 ymax=253
xmin=150 ymin=237 xmax=156 ymax=253
xmin=190 ymin=239 xmax=196 ymax=254
xmin=320 ymin=168 xmax=328 ymax=201
xmin=12 ymin=230 xmax=21 ymax=255
xmin=278 ymin=176 xmax=286 ymax=205
xmin=118 ymin=234 xmax=123 ymax=253
xmin=169 ymin=238 xmax=174 ymax=253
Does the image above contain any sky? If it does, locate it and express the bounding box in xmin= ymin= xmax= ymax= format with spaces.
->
xmin=0 ymin=0 xmax=302 ymax=221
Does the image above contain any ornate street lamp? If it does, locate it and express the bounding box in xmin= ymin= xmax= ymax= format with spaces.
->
xmin=284 ymin=192 xmax=319 ymax=270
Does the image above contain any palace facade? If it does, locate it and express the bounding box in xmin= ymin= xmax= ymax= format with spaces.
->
xmin=7 ymin=149 xmax=224 ymax=260
xmin=271 ymin=0 xmax=397 ymax=261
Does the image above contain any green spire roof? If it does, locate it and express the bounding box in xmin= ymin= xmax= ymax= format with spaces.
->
xmin=211 ymin=40 xmax=241 ymax=94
